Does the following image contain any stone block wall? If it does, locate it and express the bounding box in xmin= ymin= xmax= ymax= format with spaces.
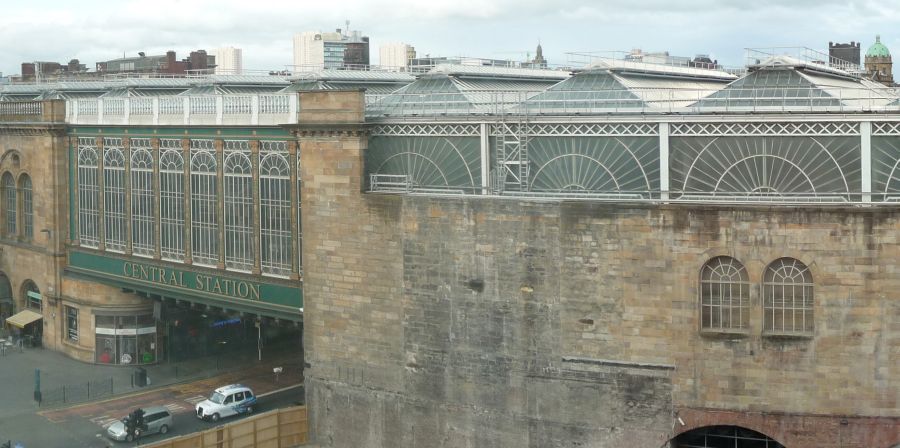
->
xmin=298 ymin=91 xmax=900 ymax=447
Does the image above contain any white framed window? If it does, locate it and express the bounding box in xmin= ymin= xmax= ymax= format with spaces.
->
xmin=66 ymin=305 xmax=78 ymax=342
xmin=20 ymin=174 xmax=32 ymax=240
xmin=260 ymin=142 xmax=292 ymax=277
xmin=700 ymin=256 xmax=750 ymax=333
xmin=224 ymin=141 xmax=253 ymax=271
xmin=103 ymin=138 xmax=126 ymax=252
xmin=190 ymin=139 xmax=218 ymax=266
xmin=763 ymin=258 xmax=814 ymax=336
xmin=159 ymin=139 xmax=185 ymax=261
xmin=2 ymin=172 xmax=15 ymax=237
xmin=77 ymin=138 xmax=100 ymax=248
xmin=296 ymin=150 xmax=302 ymax=274
xmin=130 ymin=139 xmax=155 ymax=257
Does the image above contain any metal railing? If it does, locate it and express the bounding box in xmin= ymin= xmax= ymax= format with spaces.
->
xmin=66 ymin=94 xmax=298 ymax=125
xmin=0 ymin=101 xmax=43 ymax=116
xmin=365 ymin=86 xmax=900 ymax=117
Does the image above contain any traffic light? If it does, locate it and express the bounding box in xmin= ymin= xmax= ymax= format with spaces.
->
xmin=125 ymin=408 xmax=146 ymax=440
xmin=133 ymin=408 xmax=145 ymax=432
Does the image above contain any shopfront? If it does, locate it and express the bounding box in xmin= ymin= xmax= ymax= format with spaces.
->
xmin=94 ymin=313 xmax=158 ymax=365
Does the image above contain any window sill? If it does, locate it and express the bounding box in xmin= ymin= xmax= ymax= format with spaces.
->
xmin=700 ymin=329 xmax=750 ymax=339
xmin=762 ymin=331 xmax=813 ymax=340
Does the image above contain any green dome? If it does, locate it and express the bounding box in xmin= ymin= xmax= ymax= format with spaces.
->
xmin=867 ymin=35 xmax=891 ymax=58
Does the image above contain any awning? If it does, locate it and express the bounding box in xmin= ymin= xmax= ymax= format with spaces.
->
xmin=5 ymin=309 xmax=43 ymax=328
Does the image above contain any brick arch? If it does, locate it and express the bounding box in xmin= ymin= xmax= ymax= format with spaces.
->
xmin=672 ymin=419 xmax=785 ymax=447
xmin=674 ymin=407 xmax=900 ymax=448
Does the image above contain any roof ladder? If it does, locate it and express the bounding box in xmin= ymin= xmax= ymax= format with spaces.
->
xmin=493 ymin=118 xmax=530 ymax=193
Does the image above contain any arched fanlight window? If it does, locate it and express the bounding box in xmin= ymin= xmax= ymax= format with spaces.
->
xmin=700 ymin=256 xmax=750 ymax=332
xmin=763 ymin=258 xmax=814 ymax=335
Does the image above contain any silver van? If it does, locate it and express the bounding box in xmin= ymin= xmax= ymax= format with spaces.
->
xmin=106 ymin=405 xmax=174 ymax=442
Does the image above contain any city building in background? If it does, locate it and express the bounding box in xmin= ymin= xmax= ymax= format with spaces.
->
xmin=378 ymin=42 xmax=416 ymax=69
xmin=829 ymin=40 xmax=861 ymax=65
xmin=520 ymin=43 xmax=548 ymax=69
xmin=212 ymin=46 xmax=243 ymax=75
xmin=18 ymin=59 xmax=88 ymax=82
xmin=96 ymin=50 xmax=216 ymax=75
xmin=865 ymin=35 xmax=893 ymax=85
xmin=292 ymin=23 xmax=370 ymax=70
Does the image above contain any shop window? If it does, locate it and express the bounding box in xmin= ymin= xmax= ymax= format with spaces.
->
xmin=65 ymin=306 xmax=78 ymax=341
xmin=94 ymin=313 xmax=157 ymax=365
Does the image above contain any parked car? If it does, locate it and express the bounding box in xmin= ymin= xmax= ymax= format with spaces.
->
xmin=195 ymin=384 xmax=257 ymax=422
xmin=106 ymin=406 xmax=173 ymax=442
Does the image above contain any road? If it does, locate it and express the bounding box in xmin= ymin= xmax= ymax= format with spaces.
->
xmin=0 ymin=355 xmax=303 ymax=448
xmin=22 ymin=385 xmax=304 ymax=448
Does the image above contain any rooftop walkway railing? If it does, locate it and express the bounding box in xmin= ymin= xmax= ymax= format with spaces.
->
xmin=365 ymin=86 xmax=900 ymax=118
xmin=66 ymin=94 xmax=299 ymax=126
xmin=0 ymin=100 xmax=65 ymax=123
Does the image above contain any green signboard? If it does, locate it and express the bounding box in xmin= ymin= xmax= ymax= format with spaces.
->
xmin=67 ymin=250 xmax=302 ymax=317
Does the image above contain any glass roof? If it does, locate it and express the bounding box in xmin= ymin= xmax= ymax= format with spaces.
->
xmin=368 ymin=70 xmax=562 ymax=116
xmin=694 ymin=57 xmax=898 ymax=110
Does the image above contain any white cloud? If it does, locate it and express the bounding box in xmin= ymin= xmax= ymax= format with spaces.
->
xmin=0 ymin=0 xmax=897 ymax=75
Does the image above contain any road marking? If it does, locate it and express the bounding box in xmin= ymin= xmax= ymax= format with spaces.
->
xmin=89 ymin=415 xmax=120 ymax=429
xmin=184 ymin=395 xmax=206 ymax=405
xmin=164 ymin=403 xmax=186 ymax=412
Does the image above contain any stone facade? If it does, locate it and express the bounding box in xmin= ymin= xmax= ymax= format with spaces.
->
xmin=299 ymin=91 xmax=900 ymax=448
xmin=0 ymin=101 xmax=69 ymax=353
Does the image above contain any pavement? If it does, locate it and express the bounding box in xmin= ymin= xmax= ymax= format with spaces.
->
xmin=0 ymin=339 xmax=303 ymax=445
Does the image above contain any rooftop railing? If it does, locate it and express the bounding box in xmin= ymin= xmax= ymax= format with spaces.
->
xmin=365 ymin=86 xmax=900 ymax=118
xmin=0 ymin=100 xmax=65 ymax=122
xmin=66 ymin=94 xmax=298 ymax=126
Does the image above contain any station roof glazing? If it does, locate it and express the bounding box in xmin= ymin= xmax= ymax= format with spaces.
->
xmin=694 ymin=56 xmax=897 ymax=110
xmin=367 ymin=64 xmax=568 ymax=116
xmin=518 ymin=59 xmax=735 ymax=113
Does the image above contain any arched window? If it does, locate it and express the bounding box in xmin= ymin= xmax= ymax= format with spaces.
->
xmin=190 ymin=140 xmax=218 ymax=266
xmin=130 ymin=140 xmax=155 ymax=257
xmin=77 ymin=138 xmax=100 ymax=247
xmin=2 ymin=172 xmax=15 ymax=237
xmin=763 ymin=258 xmax=814 ymax=335
xmin=700 ymin=256 xmax=750 ymax=332
xmin=159 ymin=139 xmax=185 ymax=261
xmin=20 ymin=174 xmax=32 ymax=240
xmin=671 ymin=426 xmax=785 ymax=448
xmin=224 ymin=141 xmax=253 ymax=271
xmin=260 ymin=142 xmax=291 ymax=277
xmin=22 ymin=280 xmax=40 ymax=311
xmin=103 ymin=138 xmax=126 ymax=252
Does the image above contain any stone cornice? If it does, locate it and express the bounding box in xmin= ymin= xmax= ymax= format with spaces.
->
xmin=0 ymin=123 xmax=67 ymax=137
xmin=284 ymin=123 xmax=370 ymax=138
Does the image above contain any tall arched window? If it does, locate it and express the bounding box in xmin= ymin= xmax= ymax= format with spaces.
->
xmin=297 ymin=150 xmax=302 ymax=274
xmin=159 ymin=139 xmax=185 ymax=261
xmin=20 ymin=174 xmax=32 ymax=240
xmin=763 ymin=258 xmax=814 ymax=335
xmin=2 ymin=172 xmax=16 ymax=237
xmin=130 ymin=139 xmax=155 ymax=257
xmin=22 ymin=280 xmax=40 ymax=311
xmin=77 ymin=138 xmax=100 ymax=247
xmin=190 ymin=140 xmax=218 ymax=266
xmin=700 ymin=256 xmax=750 ymax=332
xmin=224 ymin=141 xmax=253 ymax=271
xmin=260 ymin=142 xmax=291 ymax=277
xmin=103 ymin=138 xmax=126 ymax=252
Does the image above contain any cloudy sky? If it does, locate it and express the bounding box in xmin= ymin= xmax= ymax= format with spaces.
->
xmin=0 ymin=0 xmax=896 ymax=75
